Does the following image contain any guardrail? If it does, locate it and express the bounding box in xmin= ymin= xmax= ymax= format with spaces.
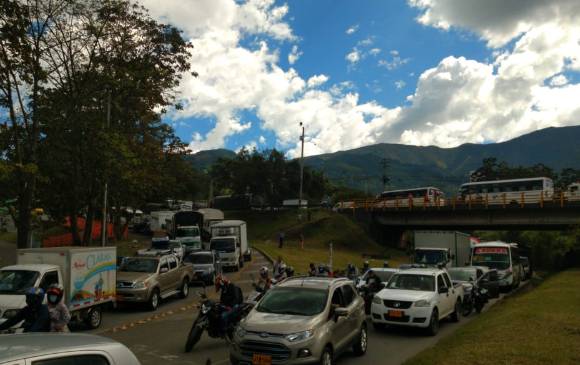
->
xmin=340 ymin=191 xmax=580 ymax=212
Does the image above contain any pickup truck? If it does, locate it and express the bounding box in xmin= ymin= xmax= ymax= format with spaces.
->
xmin=137 ymin=238 xmax=185 ymax=262
xmin=116 ymin=254 xmax=193 ymax=310
xmin=370 ymin=268 xmax=463 ymax=335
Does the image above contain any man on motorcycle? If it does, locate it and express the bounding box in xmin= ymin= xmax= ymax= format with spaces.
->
xmin=253 ymin=266 xmax=273 ymax=293
xmin=365 ymin=270 xmax=381 ymax=293
xmin=361 ymin=260 xmax=370 ymax=275
xmin=308 ymin=263 xmax=317 ymax=276
xmin=0 ymin=287 xmax=50 ymax=333
xmin=275 ymin=263 xmax=287 ymax=281
xmin=215 ymin=275 xmax=243 ymax=335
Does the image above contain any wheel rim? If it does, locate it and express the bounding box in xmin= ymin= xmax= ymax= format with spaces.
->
xmin=90 ymin=310 xmax=101 ymax=327
xmin=322 ymin=351 xmax=332 ymax=365
xmin=183 ymin=282 xmax=189 ymax=296
xmin=152 ymin=293 xmax=159 ymax=308
xmin=360 ymin=328 xmax=368 ymax=351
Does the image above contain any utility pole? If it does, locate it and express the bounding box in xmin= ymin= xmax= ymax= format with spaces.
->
xmin=101 ymin=92 xmax=111 ymax=247
xmin=299 ymin=122 xmax=305 ymax=206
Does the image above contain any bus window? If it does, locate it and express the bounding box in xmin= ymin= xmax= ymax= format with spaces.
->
xmin=472 ymin=247 xmax=510 ymax=271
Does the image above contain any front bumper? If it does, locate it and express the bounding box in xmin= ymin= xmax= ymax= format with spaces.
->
xmin=116 ymin=287 xmax=151 ymax=303
xmin=230 ymin=332 xmax=323 ymax=365
xmin=370 ymin=301 xmax=432 ymax=328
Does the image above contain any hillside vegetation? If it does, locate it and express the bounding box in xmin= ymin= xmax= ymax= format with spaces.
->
xmin=227 ymin=209 xmax=408 ymax=273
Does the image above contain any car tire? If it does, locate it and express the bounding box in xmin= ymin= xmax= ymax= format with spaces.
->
xmin=179 ymin=279 xmax=189 ymax=299
xmin=353 ymin=323 xmax=368 ymax=356
xmin=450 ymin=300 xmax=461 ymax=323
xmin=149 ymin=289 xmax=160 ymax=311
xmin=427 ymin=308 xmax=439 ymax=336
xmin=372 ymin=322 xmax=386 ymax=331
xmin=85 ymin=306 xmax=102 ymax=329
xmin=319 ymin=346 xmax=333 ymax=365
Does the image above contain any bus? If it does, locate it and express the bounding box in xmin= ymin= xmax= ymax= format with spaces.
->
xmin=470 ymin=242 xmax=523 ymax=291
xmin=376 ymin=187 xmax=445 ymax=208
xmin=459 ymin=177 xmax=553 ymax=205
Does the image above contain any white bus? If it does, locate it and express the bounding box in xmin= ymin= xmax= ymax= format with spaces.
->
xmin=565 ymin=182 xmax=580 ymax=202
xmin=376 ymin=187 xmax=445 ymax=208
xmin=471 ymin=242 xmax=523 ymax=291
xmin=459 ymin=177 xmax=554 ymax=205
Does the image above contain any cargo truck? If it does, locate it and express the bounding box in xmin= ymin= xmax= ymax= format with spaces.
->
xmin=209 ymin=220 xmax=250 ymax=271
xmin=413 ymin=231 xmax=471 ymax=268
xmin=0 ymin=247 xmax=116 ymax=329
xmin=171 ymin=211 xmax=203 ymax=253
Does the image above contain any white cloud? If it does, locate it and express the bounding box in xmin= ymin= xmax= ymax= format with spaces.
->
xmin=378 ymin=50 xmax=410 ymax=70
xmin=307 ymin=74 xmax=329 ymax=88
xmin=288 ymin=45 xmax=302 ymax=65
xmin=357 ymin=37 xmax=374 ymax=47
xmin=346 ymin=24 xmax=359 ymax=35
xmin=236 ymin=140 xmax=258 ymax=153
xmin=549 ymin=74 xmax=569 ymax=87
xmin=394 ymin=80 xmax=406 ymax=89
xmin=369 ymin=48 xmax=381 ymax=56
xmin=346 ymin=49 xmax=361 ymax=64
xmin=258 ymin=135 xmax=267 ymax=144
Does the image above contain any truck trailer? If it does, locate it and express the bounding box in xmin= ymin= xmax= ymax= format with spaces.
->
xmin=413 ymin=231 xmax=472 ymax=268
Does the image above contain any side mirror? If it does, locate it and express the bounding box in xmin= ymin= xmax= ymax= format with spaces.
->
xmin=160 ymin=267 xmax=169 ymax=274
xmin=333 ymin=307 xmax=348 ymax=320
xmin=438 ymin=286 xmax=449 ymax=294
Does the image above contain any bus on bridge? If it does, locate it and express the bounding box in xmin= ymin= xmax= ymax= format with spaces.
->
xmin=459 ymin=177 xmax=554 ymax=206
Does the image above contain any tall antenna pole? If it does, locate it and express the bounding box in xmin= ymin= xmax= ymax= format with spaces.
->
xmin=299 ymin=122 xmax=305 ymax=206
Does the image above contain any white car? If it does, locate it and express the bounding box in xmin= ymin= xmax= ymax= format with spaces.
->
xmin=138 ymin=238 xmax=185 ymax=261
xmin=370 ymin=268 xmax=463 ymax=335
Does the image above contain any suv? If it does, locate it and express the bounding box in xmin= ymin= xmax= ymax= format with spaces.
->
xmin=116 ymin=255 xmax=193 ymax=310
xmin=371 ymin=268 xmax=463 ymax=335
xmin=230 ymin=276 xmax=367 ymax=365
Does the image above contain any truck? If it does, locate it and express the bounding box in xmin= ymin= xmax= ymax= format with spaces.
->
xmin=209 ymin=220 xmax=250 ymax=271
xmin=413 ymin=231 xmax=471 ymax=268
xmin=171 ymin=211 xmax=203 ymax=253
xmin=149 ymin=210 xmax=175 ymax=233
xmin=0 ymin=247 xmax=116 ymax=329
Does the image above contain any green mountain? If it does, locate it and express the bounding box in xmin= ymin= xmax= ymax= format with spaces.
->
xmin=186 ymin=148 xmax=236 ymax=171
xmin=189 ymin=126 xmax=580 ymax=194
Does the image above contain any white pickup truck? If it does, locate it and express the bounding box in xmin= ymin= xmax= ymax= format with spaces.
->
xmin=370 ymin=268 xmax=463 ymax=335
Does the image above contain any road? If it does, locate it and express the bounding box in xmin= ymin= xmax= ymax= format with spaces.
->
xmin=96 ymin=252 xmax=510 ymax=365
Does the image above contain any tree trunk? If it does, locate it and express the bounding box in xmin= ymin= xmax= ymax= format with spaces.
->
xmin=83 ymin=200 xmax=95 ymax=245
xmin=16 ymin=177 xmax=35 ymax=249
xmin=69 ymin=211 xmax=81 ymax=245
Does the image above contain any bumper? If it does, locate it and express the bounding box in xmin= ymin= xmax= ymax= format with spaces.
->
xmin=230 ymin=333 xmax=324 ymax=365
xmin=370 ymin=302 xmax=432 ymax=328
xmin=116 ymin=287 xmax=151 ymax=303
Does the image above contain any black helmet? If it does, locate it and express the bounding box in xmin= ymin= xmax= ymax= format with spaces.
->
xmin=25 ymin=287 xmax=45 ymax=308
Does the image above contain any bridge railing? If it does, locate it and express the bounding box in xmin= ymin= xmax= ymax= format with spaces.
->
xmin=343 ymin=191 xmax=580 ymax=212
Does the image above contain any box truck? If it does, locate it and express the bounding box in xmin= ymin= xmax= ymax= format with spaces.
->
xmin=413 ymin=231 xmax=471 ymax=268
xmin=209 ymin=220 xmax=250 ymax=271
xmin=0 ymin=247 xmax=116 ymax=329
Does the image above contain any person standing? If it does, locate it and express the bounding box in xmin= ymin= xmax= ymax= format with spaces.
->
xmin=278 ymin=231 xmax=285 ymax=248
xmin=46 ymin=284 xmax=71 ymax=332
xmin=299 ymin=233 xmax=305 ymax=249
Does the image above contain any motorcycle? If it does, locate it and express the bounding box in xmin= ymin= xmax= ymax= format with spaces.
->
xmin=462 ymin=283 xmax=489 ymax=316
xmin=358 ymin=282 xmax=383 ymax=315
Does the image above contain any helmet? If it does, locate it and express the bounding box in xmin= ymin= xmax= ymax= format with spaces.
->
xmin=259 ymin=266 xmax=269 ymax=278
xmin=285 ymin=266 xmax=295 ymax=277
xmin=47 ymin=284 xmax=64 ymax=305
xmin=214 ymin=274 xmax=230 ymax=292
xmin=25 ymin=287 xmax=45 ymax=308
xmin=278 ymin=263 xmax=287 ymax=274
xmin=363 ymin=260 xmax=370 ymax=268
xmin=383 ymin=261 xmax=390 ymax=268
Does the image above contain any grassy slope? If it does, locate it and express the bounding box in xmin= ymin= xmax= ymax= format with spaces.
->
xmin=227 ymin=209 xmax=408 ymax=274
xmin=405 ymin=269 xmax=580 ymax=365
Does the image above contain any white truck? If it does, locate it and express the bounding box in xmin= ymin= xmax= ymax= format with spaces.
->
xmin=371 ymin=268 xmax=464 ymax=335
xmin=171 ymin=211 xmax=203 ymax=253
xmin=149 ymin=210 xmax=175 ymax=232
xmin=209 ymin=220 xmax=251 ymax=271
xmin=0 ymin=247 xmax=116 ymax=329
xmin=413 ymin=231 xmax=472 ymax=268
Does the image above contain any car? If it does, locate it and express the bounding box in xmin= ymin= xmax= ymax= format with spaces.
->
xmin=520 ymin=256 xmax=531 ymax=280
xmin=116 ymin=255 xmax=193 ymax=310
xmin=371 ymin=268 xmax=463 ymax=336
xmin=356 ymin=267 xmax=398 ymax=289
xmin=447 ymin=266 xmax=500 ymax=302
xmin=138 ymin=238 xmax=185 ymax=261
xmin=183 ymin=250 xmax=218 ymax=285
xmin=0 ymin=333 xmax=141 ymax=364
xmin=230 ymin=276 xmax=367 ymax=365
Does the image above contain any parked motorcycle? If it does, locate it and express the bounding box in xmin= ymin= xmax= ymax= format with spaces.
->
xmin=462 ymin=283 xmax=489 ymax=316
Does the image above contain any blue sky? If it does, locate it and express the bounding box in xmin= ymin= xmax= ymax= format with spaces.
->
xmin=142 ymin=0 xmax=580 ymax=157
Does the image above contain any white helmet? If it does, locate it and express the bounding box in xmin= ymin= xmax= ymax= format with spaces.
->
xmin=259 ymin=266 xmax=269 ymax=278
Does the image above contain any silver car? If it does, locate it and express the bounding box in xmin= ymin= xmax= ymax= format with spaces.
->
xmin=0 ymin=333 xmax=141 ymax=365
xmin=230 ymin=276 xmax=367 ymax=365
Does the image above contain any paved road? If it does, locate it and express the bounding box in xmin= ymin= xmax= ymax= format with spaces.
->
xmin=99 ymin=253 xmax=513 ymax=365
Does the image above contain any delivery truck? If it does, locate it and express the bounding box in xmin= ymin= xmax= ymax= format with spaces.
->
xmin=413 ymin=231 xmax=471 ymax=268
xmin=209 ymin=220 xmax=250 ymax=271
xmin=0 ymin=247 xmax=116 ymax=330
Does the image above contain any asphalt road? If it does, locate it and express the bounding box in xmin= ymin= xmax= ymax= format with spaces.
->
xmin=96 ymin=252 xmax=511 ymax=365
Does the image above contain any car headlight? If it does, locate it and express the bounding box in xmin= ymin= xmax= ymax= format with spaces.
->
xmin=372 ymin=296 xmax=382 ymax=305
xmin=414 ymin=300 xmax=431 ymax=307
xmin=285 ymin=330 xmax=313 ymax=342
xmin=133 ymin=281 xmax=146 ymax=289
xmin=2 ymin=309 xmax=19 ymax=319
xmin=236 ymin=326 xmax=247 ymax=338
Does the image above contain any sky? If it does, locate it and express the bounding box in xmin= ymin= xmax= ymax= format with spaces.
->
xmin=138 ymin=0 xmax=580 ymax=157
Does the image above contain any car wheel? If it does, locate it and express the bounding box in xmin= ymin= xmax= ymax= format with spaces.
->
xmin=85 ymin=307 xmax=102 ymax=329
xmin=319 ymin=346 xmax=333 ymax=365
xmin=353 ymin=323 xmax=368 ymax=356
xmin=149 ymin=289 xmax=160 ymax=311
xmin=450 ymin=300 xmax=461 ymax=323
xmin=427 ymin=308 xmax=439 ymax=336
xmin=179 ymin=279 xmax=189 ymax=299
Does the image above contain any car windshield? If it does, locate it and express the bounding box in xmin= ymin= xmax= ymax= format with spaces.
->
xmin=257 ymin=287 xmax=328 ymax=316
xmin=448 ymin=269 xmax=476 ymax=282
xmin=472 ymin=253 xmax=510 ymax=271
xmin=0 ymin=270 xmax=39 ymax=294
xmin=186 ymin=254 xmax=213 ymax=264
xmin=152 ymin=239 xmax=170 ymax=250
xmin=211 ymin=238 xmax=235 ymax=252
xmin=177 ymin=227 xmax=199 ymax=237
xmin=387 ymin=274 xmax=435 ymax=291
xmin=414 ymin=250 xmax=447 ymax=265
xmin=362 ymin=270 xmax=396 ymax=282
xmin=119 ymin=258 xmax=159 ymax=273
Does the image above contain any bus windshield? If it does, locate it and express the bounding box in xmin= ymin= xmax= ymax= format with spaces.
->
xmin=472 ymin=247 xmax=510 ymax=270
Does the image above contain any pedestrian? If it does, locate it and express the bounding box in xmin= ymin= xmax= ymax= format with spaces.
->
xmin=278 ymin=231 xmax=285 ymax=248
xmin=299 ymin=233 xmax=305 ymax=249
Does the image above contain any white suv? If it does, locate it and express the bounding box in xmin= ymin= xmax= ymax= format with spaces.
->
xmin=370 ymin=268 xmax=463 ymax=335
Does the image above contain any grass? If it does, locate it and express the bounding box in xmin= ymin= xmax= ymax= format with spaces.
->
xmin=0 ymin=231 xmax=17 ymax=243
xmin=404 ymin=269 xmax=580 ymax=365
xmin=227 ymin=209 xmax=408 ymax=274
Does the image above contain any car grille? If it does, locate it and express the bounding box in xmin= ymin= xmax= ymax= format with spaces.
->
xmin=239 ymin=340 xmax=291 ymax=362
xmin=383 ymin=300 xmax=412 ymax=309
xmin=117 ymin=281 xmax=134 ymax=288
xmin=384 ymin=314 xmax=410 ymax=323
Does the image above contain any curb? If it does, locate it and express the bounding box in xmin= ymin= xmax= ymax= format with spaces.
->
xmin=253 ymin=246 xmax=274 ymax=264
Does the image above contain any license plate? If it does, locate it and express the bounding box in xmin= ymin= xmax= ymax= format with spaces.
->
xmin=388 ymin=310 xmax=403 ymax=318
xmin=252 ymin=354 xmax=272 ymax=365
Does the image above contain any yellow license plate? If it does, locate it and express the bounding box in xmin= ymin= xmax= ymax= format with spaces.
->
xmin=252 ymin=354 xmax=272 ymax=365
xmin=388 ymin=310 xmax=403 ymax=318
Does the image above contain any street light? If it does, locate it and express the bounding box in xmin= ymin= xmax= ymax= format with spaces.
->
xmin=299 ymin=122 xmax=305 ymax=207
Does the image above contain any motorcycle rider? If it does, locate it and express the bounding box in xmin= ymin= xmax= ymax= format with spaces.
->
xmin=46 ymin=284 xmax=71 ymax=332
xmin=308 ymin=263 xmax=317 ymax=276
xmin=361 ymin=260 xmax=370 ymax=275
xmin=365 ymin=270 xmax=382 ymax=293
xmin=285 ymin=266 xmax=295 ymax=278
xmin=275 ymin=263 xmax=287 ymax=281
xmin=0 ymin=287 xmax=50 ymax=333
xmin=215 ymin=275 xmax=243 ymax=336
xmin=253 ymin=266 xmax=273 ymax=293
